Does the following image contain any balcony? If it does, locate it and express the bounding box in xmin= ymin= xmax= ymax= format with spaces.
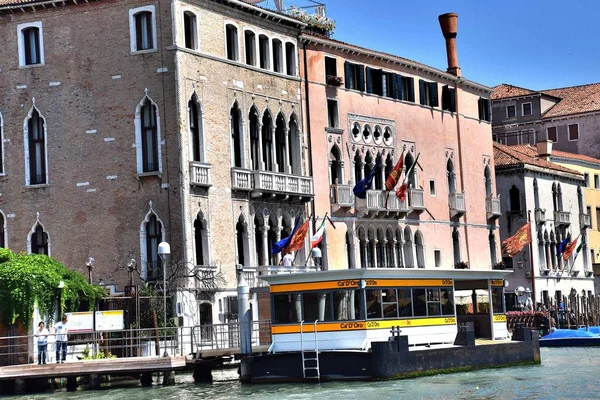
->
xmin=385 ymin=191 xmax=409 ymax=215
xmin=231 ymin=167 xmax=252 ymax=191
xmin=189 ymin=162 xmax=211 ymax=187
xmin=409 ymin=188 xmax=425 ymax=212
xmin=252 ymin=170 xmax=314 ymax=198
xmin=580 ymin=213 xmax=592 ymax=229
xmin=554 ymin=210 xmax=571 ymax=226
xmin=535 ymin=208 xmax=547 ymax=224
xmin=355 ymin=190 xmax=409 ymax=217
xmin=330 ymin=184 xmax=353 ymax=208
xmin=485 ymin=196 xmax=502 ymax=219
xmin=449 ymin=192 xmax=466 ymax=217
xmin=194 ymin=265 xmax=218 ymax=291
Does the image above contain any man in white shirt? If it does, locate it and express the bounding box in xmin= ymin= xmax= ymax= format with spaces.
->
xmin=54 ymin=315 xmax=69 ymax=363
xmin=283 ymin=252 xmax=294 ymax=267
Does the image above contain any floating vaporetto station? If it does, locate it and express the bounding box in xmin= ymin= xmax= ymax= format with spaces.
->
xmin=241 ymin=268 xmax=540 ymax=383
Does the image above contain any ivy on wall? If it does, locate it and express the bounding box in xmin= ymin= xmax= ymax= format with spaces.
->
xmin=0 ymin=248 xmax=105 ymax=328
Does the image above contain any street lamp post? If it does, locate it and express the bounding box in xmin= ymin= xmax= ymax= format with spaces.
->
xmin=86 ymin=257 xmax=96 ymax=284
xmin=158 ymin=242 xmax=170 ymax=357
xmin=57 ymin=280 xmax=65 ymax=317
xmin=127 ymin=258 xmax=136 ymax=287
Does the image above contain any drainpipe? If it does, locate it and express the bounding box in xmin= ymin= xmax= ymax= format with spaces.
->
xmin=302 ymin=40 xmax=317 ymax=230
xmin=439 ymin=13 xmax=471 ymax=266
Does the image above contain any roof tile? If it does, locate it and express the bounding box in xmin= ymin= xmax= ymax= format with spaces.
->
xmin=493 ymin=142 xmax=582 ymax=176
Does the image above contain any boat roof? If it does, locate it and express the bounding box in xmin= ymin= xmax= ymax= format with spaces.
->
xmin=261 ymin=268 xmax=512 ymax=285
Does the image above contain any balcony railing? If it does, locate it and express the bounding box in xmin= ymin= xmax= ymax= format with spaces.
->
xmin=409 ymin=188 xmax=425 ymax=211
xmin=449 ymin=192 xmax=466 ymax=216
xmin=355 ymin=190 xmax=410 ymax=216
xmin=330 ymin=184 xmax=353 ymax=207
xmin=189 ymin=162 xmax=211 ymax=187
xmin=535 ymin=208 xmax=546 ymax=224
xmin=554 ymin=210 xmax=571 ymax=226
xmin=386 ymin=191 xmax=409 ymax=214
xmin=580 ymin=213 xmax=592 ymax=229
xmin=252 ymin=170 xmax=314 ymax=197
xmin=485 ymin=196 xmax=501 ymax=219
xmin=194 ymin=265 xmax=218 ymax=290
xmin=231 ymin=167 xmax=252 ymax=191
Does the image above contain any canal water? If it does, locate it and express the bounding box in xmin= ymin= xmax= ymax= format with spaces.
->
xmin=9 ymin=348 xmax=599 ymax=399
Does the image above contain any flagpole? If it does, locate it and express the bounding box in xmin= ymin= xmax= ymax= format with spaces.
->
xmin=528 ymin=210 xmax=537 ymax=308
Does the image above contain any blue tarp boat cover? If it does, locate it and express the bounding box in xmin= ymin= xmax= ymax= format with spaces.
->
xmin=542 ymin=329 xmax=599 ymax=339
xmin=578 ymin=326 xmax=600 ymax=334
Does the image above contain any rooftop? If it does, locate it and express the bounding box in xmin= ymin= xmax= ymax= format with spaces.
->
xmin=551 ymin=149 xmax=600 ymax=166
xmin=493 ymin=142 xmax=582 ymax=177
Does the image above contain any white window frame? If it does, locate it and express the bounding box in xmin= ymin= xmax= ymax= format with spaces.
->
xmin=0 ymin=112 xmax=4 ymax=176
xmin=258 ymin=33 xmax=271 ymax=71
xmin=546 ymin=126 xmax=557 ymax=142
xmin=129 ymin=5 xmax=158 ymax=54
xmin=27 ymin=217 xmax=50 ymax=256
xmin=433 ymin=249 xmax=441 ymax=268
xmin=224 ymin=21 xmax=240 ymax=62
xmin=521 ymin=102 xmax=532 ymax=116
xmin=285 ymin=41 xmax=297 ymax=76
xmin=506 ymin=104 xmax=516 ymax=118
xmin=17 ymin=21 xmax=45 ymax=67
xmin=189 ymin=92 xmax=206 ymax=163
xmin=134 ymin=92 xmax=163 ymax=175
xmin=243 ymin=28 xmax=258 ymax=67
xmin=23 ymin=105 xmax=49 ymax=187
xmin=271 ymin=37 xmax=284 ymax=74
xmin=326 ymin=98 xmax=339 ymax=128
xmin=568 ymin=123 xmax=580 ymax=141
xmin=139 ymin=204 xmax=166 ymax=280
xmin=429 ymin=179 xmax=436 ymax=196
xmin=182 ymin=9 xmax=199 ymax=51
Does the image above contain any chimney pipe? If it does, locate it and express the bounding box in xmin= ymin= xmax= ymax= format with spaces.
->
xmin=438 ymin=13 xmax=461 ymax=77
xmin=537 ymin=140 xmax=553 ymax=161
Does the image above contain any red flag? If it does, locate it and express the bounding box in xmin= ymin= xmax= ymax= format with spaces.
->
xmin=385 ymin=152 xmax=404 ymax=191
xmin=396 ymin=182 xmax=409 ymax=201
xmin=563 ymin=236 xmax=579 ymax=261
xmin=396 ymin=154 xmax=419 ymax=201
xmin=501 ymin=224 xmax=532 ymax=257
xmin=284 ymin=219 xmax=310 ymax=254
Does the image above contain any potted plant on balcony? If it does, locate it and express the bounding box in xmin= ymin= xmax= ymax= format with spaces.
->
xmin=326 ymin=75 xmax=343 ymax=87
xmin=492 ymin=261 xmax=506 ymax=270
xmin=287 ymin=6 xmax=336 ymax=37
xmin=454 ymin=261 xmax=469 ymax=269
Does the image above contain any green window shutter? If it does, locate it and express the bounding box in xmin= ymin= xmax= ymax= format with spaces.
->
xmin=358 ymin=65 xmax=365 ymax=92
xmin=396 ymin=74 xmax=405 ymax=100
xmin=429 ymin=82 xmax=439 ymax=107
xmin=344 ymin=61 xmax=352 ymax=89
xmin=366 ymin=67 xmax=373 ymax=94
xmin=419 ymin=79 xmax=427 ymax=105
xmin=407 ymin=78 xmax=415 ymax=102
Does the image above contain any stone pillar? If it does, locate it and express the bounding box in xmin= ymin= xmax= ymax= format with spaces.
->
xmin=261 ymin=226 xmax=269 ymax=266
xmin=284 ymin=127 xmax=291 ymax=174
xmin=140 ymin=372 xmax=153 ymax=387
xmin=238 ymin=275 xmax=252 ymax=355
xmin=270 ymin=123 xmax=277 ymax=172
xmin=162 ymin=370 xmax=175 ymax=386
xmin=372 ymin=240 xmax=378 ymax=268
xmin=89 ymin=374 xmax=101 ymax=390
xmin=274 ymin=225 xmax=283 ymax=265
xmin=392 ymin=239 xmax=398 ymax=268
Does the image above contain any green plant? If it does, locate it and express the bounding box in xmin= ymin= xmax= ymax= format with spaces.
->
xmin=0 ymin=249 xmax=105 ymax=327
xmin=82 ymin=345 xmax=116 ymax=360
xmin=287 ymin=6 xmax=336 ymax=36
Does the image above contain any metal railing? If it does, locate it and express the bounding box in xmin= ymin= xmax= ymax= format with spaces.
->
xmin=485 ymin=196 xmax=501 ymax=218
xmin=252 ymin=170 xmax=314 ymax=196
xmin=231 ymin=167 xmax=253 ymax=191
xmin=386 ymin=191 xmax=409 ymax=213
xmin=189 ymin=161 xmax=211 ymax=187
xmin=449 ymin=192 xmax=466 ymax=215
xmin=554 ymin=210 xmax=571 ymax=226
xmin=190 ymin=320 xmax=271 ymax=354
xmin=330 ymin=184 xmax=353 ymax=207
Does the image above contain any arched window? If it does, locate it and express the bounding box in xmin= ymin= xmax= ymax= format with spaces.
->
xmin=268 ymin=217 xmax=278 ymax=265
xmin=363 ymin=152 xmax=373 ymax=187
xmin=385 ymin=227 xmax=395 ymax=268
xmin=133 ymin=10 xmax=154 ymax=51
xmin=484 ymin=166 xmax=492 ymax=197
xmin=25 ymin=107 xmax=47 ymax=185
xmin=236 ymin=216 xmax=248 ymax=267
xmin=225 ymin=24 xmax=239 ymax=61
xmin=550 ymin=231 xmax=557 ymax=270
xmin=194 ymin=213 xmax=209 ymax=266
xmin=244 ymin=30 xmax=256 ymax=66
xmin=254 ymin=216 xmax=265 ymax=266
xmin=20 ymin=25 xmax=42 ymax=65
xmin=415 ymin=231 xmax=425 ymax=268
xmin=259 ymin=34 xmax=270 ymax=69
xmin=489 ymin=231 xmax=497 ymax=267
xmin=285 ymin=42 xmax=296 ymax=76
xmin=404 ymin=153 xmax=417 ymax=187
xmin=288 ymin=115 xmax=301 ymax=175
xmin=537 ymin=231 xmax=545 ymax=270
xmin=374 ymin=152 xmax=383 ymax=190
xmin=272 ymin=39 xmax=283 ymax=73
xmin=452 ymin=227 xmax=461 ymax=266
xmin=384 ymin=154 xmax=394 ymax=182
xmin=230 ymin=102 xmax=244 ymax=168
xmin=362 ymin=125 xmax=371 ymax=142
xmin=403 ymin=226 xmax=414 ymax=267
xmin=189 ymin=95 xmax=204 ymax=162
xmin=354 ymin=151 xmax=363 ymax=184
xmin=376 ymin=228 xmax=385 ymax=268
xmin=509 ymin=184 xmax=521 ymax=212
xmin=31 ymin=225 xmax=48 ymax=255
xmin=358 ymin=226 xmax=367 ymax=268
xmin=345 ymin=231 xmax=354 ymax=269
xmin=447 ymin=159 xmax=456 ymax=194
xmin=533 ymin=178 xmax=540 ymax=209
xmin=352 ymin=123 xmax=360 ymax=141
xmin=183 ymin=11 xmax=198 ymax=50
xmin=0 ymin=211 xmax=5 ymax=248
xmin=557 ymin=183 xmax=563 ymax=211
xmin=367 ymin=228 xmax=376 ymax=268
xmin=136 ymin=97 xmax=160 ymax=173
xmin=249 ymin=107 xmax=260 ymax=170
xmin=145 ymin=214 xmax=163 ymax=280
xmin=330 ymin=145 xmax=342 ymax=185
xmin=544 ymin=230 xmax=550 ymax=270
xmin=395 ymin=227 xmax=404 ymax=268
xmin=275 ymin=113 xmax=286 ymax=173
xmin=261 ymin=111 xmax=274 ymax=171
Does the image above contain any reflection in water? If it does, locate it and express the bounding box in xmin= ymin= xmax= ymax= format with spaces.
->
xmin=9 ymin=348 xmax=599 ymax=400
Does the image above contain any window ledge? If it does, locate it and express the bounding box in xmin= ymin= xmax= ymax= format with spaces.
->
xmin=25 ymin=183 xmax=49 ymax=189
xmin=325 ymin=127 xmax=344 ymax=134
xmin=19 ymin=63 xmax=45 ymax=69
xmin=130 ymin=48 xmax=158 ymax=56
xmin=137 ymin=171 xmax=162 ymax=179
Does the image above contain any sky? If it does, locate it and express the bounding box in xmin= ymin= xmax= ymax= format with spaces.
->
xmin=267 ymin=0 xmax=600 ymax=90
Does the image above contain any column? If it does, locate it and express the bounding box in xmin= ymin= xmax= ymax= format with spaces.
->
xmin=270 ymin=122 xmax=277 ymax=172
xmin=261 ymin=226 xmax=268 ymax=266
xmin=284 ymin=127 xmax=291 ymax=174
xmin=275 ymin=226 xmax=283 ymax=265
xmin=257 ymin=122 xmax=265 ymax=170
xmin=371 ymin=239 xmax=378 ymax=268
xmin=392 ymin=239 xmax=398 ymax=268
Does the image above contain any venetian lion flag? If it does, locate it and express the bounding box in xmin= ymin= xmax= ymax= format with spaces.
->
xmin=284 ymin=219 xmax=311 ymax=255
xmin=501 ymin=224 xmax=532 ymax=257
xmin=385 ymin=151 xmax=404 ymax=191
xmin=563 ymin=235 xmax=580 ymax=261
xmin=311 ymin=218 xmax=327 ymax=249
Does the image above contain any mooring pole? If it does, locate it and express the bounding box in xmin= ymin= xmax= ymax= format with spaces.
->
xmin=237 ymin=265 xmax=252 ymax=355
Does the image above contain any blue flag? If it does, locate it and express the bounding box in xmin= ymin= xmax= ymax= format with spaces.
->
xmin=353 ymin=157 xmax=382 ymax=199
xmin=556 ymin=235 xmax=571 ymax=256
xmin=271 ymin=219 xmax=301 ymax=254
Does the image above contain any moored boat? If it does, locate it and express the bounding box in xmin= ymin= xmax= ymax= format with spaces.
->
xmin=540 ymin=329 xmax=600 ymax=347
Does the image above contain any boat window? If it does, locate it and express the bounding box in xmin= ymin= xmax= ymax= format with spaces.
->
xmin=303 ymin=292 xmax=333 ymax=322
xmin=398 ymin=289 xmax=413 ymax=317
xmin=366 ymin=289 xmax=382 ymax=319
xmin=441 ymin=288 xmax=455 ymax=315
xmin=491 ymin=288 xmax=505 ymax=314
xmin=382 ymin=289 xmax=398 ymax=318
xmin=412 ymin=289 xmax=427 ymax=317
xmin=273 ymin=293 xmax=302 ymax=324
xmin=333 ymin=290 xmax=359 ymax=320
xmin=427 ymin=288 xmax=442 ymax=316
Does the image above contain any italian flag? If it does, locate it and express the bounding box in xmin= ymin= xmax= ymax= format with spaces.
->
xmin=396 ymin=154 xmax=420 ymax=201
xmin=311 ymin=218 xmax=327 ymax=249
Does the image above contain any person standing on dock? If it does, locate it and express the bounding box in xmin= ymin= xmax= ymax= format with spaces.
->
xmin=35 ymin=321 xmax=49 ymax=365
xmin=54 ymin=315 xmax=69 ymax=363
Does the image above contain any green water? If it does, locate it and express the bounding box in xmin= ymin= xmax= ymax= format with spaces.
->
xmin=9 ymin=348 xmax=600 ymax=399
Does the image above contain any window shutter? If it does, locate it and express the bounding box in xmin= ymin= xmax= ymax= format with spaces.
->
xmin=478 ymin=98 xmax=484 ymax=120
xmin=442 ymin=85 xmax=450 ymax=110
xmin=344 ymin=61 xmax=352 ymax=89
xmin=395 ymin=75 xmax=404 ymax=100
xmin=407 ymin=78 xmax=415 ymax=102
xmin=389 ymin=73 xmax=397 ymax=99
xmin=449 ymin=88 xmax=456 ymax=112
xmin=358 ymin=65 xmax=365 ymax=92
xmin=487 ymin=100 xmax=492 ymax=122
xmin=419 ymin=79 xmax=426 ymax=105
xmin=429 ymin=82 xmax=439 ymax=107
xmin=366 ymin=67 xmax=373 ymax=93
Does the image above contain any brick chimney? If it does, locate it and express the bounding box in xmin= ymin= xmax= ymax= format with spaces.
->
xmin=438 ymin=13 xmax=461 ymax=77
xmin=537 ymin=140 xmax=553 ymax=161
